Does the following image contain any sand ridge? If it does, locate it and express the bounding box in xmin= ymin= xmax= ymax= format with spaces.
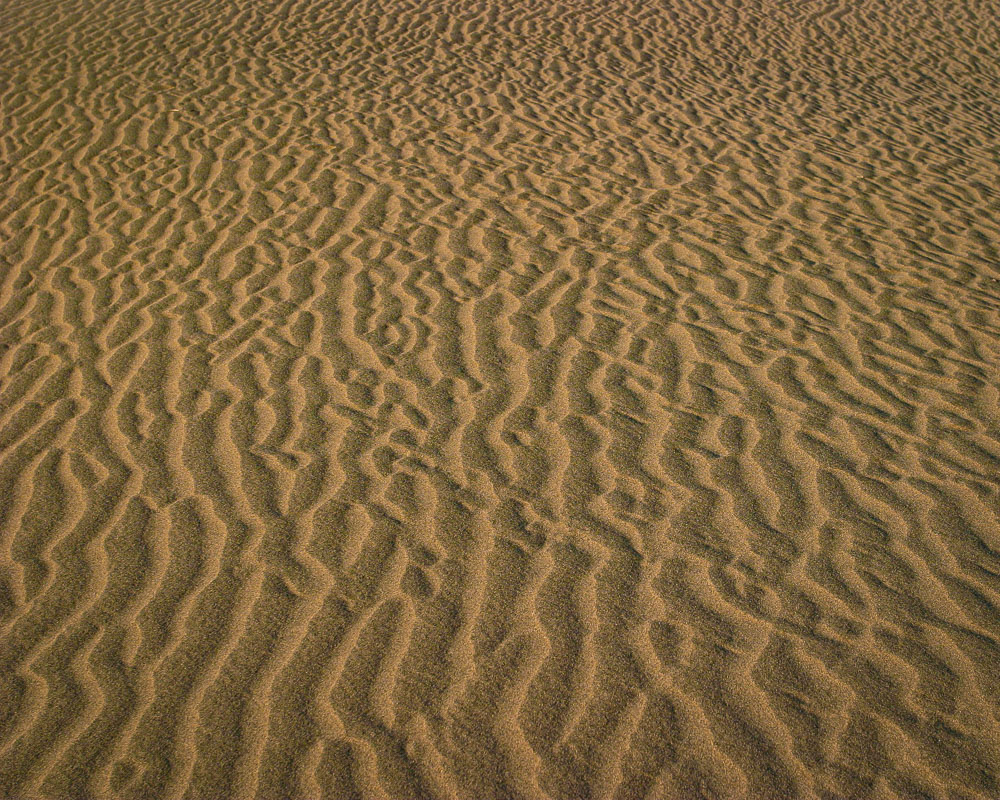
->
xmin=2 ymin=0 xmax=1000 ymax=797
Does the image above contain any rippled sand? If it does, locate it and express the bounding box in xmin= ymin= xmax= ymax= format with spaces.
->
xmin=2 ymin=0 xmax=1000 ymax=797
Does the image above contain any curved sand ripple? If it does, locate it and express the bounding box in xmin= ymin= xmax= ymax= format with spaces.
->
xmin=2 ymin=0 xmax=1000 ymax=797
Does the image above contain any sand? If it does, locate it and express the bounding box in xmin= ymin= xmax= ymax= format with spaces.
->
xmin=2 ymin=0 xmax=1000 ymax=797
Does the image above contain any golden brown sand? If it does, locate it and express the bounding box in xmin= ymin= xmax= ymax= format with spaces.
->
xmin=2 ymin=0 xmax=1000 ymax=797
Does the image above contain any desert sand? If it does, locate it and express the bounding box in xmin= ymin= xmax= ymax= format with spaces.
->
xmin=2 ymin=0 xmax=1000 ymax=797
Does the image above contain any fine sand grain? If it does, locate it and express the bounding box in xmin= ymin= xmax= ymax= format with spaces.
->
xmin=2 ymin=0 xmax=1000 ymax=797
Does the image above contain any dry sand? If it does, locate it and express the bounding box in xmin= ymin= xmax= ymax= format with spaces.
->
xmin=2 ymin=0 xmax=1000 ymax=797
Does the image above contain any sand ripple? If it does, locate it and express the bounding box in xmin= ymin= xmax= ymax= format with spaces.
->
xmin=2 ymin=0 xmax=1000 ymax=796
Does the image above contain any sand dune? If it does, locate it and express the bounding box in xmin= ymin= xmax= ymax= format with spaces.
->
xmin=2 ymin=0 xmax=1000 ymax=796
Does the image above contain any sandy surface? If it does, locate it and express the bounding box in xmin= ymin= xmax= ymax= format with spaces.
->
xmin=2 ymin=0 xmax=1000 ymax=797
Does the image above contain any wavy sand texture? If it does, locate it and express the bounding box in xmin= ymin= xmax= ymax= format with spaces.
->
xmin=2 ymin=0 xmax=1000 ymax=797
